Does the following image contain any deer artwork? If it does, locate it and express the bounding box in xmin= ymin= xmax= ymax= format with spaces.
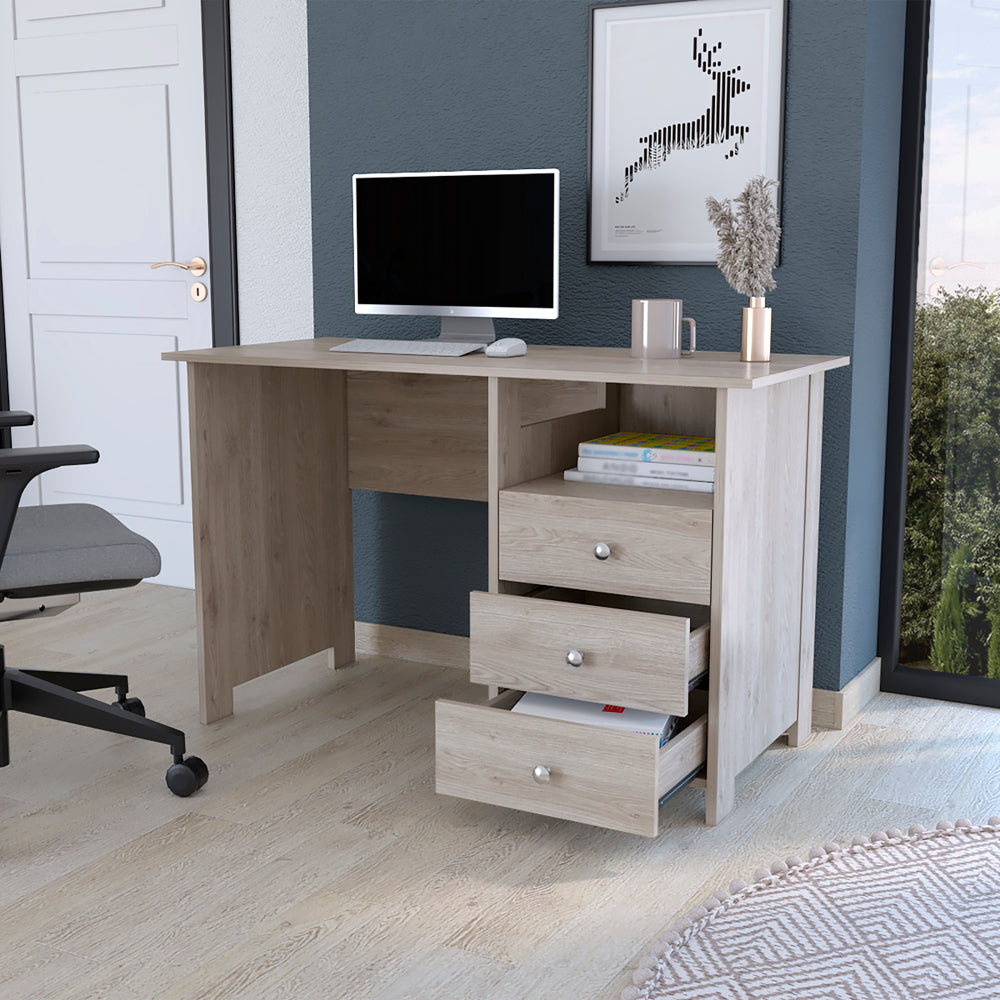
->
xmin=616 ymin=28 xmax=751 ymax=204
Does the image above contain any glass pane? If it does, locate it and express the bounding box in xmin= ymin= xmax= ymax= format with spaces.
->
xmin=902 ymin=0 xmax=1000 ymax=677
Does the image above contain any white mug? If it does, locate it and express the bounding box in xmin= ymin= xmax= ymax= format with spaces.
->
xmin=631 ymin=299 xmax=696 ymax=359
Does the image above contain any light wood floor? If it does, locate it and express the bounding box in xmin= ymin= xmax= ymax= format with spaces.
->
xmin=2 ymin=583 xmax=999 ymax=1000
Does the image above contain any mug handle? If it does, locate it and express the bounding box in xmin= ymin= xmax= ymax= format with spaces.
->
xmin=682 ymin=317 xmax=696 ymax=356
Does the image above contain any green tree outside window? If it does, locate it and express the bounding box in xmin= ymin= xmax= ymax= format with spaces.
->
xmin=903 ymin=287 xmax=1000 ymax=676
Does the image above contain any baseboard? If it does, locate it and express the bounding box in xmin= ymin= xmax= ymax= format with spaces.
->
xmin=354 ymin=621 xmax=470 ymax=670
xmin=812 ymin=656 xmax=882 ymax=731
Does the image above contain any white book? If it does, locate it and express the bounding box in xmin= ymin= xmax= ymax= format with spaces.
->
xmin=510 ymin=692 xmax=677 ymax=745
xmin=563 ymin=469 xmax=714 ymax=493
xmin=577 ymin=456 xmax=715 ymax=482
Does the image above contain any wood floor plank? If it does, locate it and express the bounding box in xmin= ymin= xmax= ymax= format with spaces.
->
xmin=0 ymin=767 xmax=229 ymax=906
xmin=43 ymin=822 xmax=394 ymax=1000
xmin=703 ymin=722 xmax=919 ymax=879
xmin=869 ymin=706 xmax=989 ymax=811
xmin=37 ymin=814 xmax=387 ymax=958
xmin=111 ymin=887 xmax=383 ymax=1000
xmin=941 ymin=735 xmax=1000 ymax=823
xmin=0 ymin=812 xmax=234 ymax=951
xmin=328 ymin=796 xmax=511 ymax=904
xmin=194 ymin=686 xmax=447 ymax=824
xmin=2 ymin=584 xmax=998 ymax=1000
xmin=0 ymin=941 xmax=98 ymax=999
xmin=442 ymin=824 xmax=628 ymax=963
xmin=858 ymin=689 xmax=949 ymax=731
xmin=481 ymin=837 xmax=707 ymax=1000
xmin=379 ymin=944 xmax=514 ymax=1000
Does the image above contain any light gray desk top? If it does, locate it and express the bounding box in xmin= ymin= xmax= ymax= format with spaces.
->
xmin=164 ymin=339 xmax=849 ymax=390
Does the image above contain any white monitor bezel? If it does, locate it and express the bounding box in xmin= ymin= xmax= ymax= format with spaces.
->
xmin=352 ymin=168 xmax=560 ymax=321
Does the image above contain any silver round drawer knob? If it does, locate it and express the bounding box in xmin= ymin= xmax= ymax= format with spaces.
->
xmin=593 ymin=542 xmax=612 ymax=560
xmin=566 ymin=649 xmax=584 ymax=667
xmin=532 ymin=764 xmax=552 ymax=784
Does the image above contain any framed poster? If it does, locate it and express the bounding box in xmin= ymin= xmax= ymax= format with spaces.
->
xmin=588 ymin=0 xmax=786 ymax=263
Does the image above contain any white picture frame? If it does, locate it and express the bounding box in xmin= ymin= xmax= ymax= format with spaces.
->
xmin=588 ymin=0 xmax=786 ymax=264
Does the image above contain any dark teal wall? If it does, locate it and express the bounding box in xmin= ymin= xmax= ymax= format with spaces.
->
xmin=307 ymin=0 xmax=906 ymax=691
xmin=841 ymin=0 xmax=906 ymax=689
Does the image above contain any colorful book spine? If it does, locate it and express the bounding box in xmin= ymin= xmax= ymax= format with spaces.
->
xmin=564 ymin=469 xmax=713 ymax=493
xmin=578 ymin=431 xmax=716 ymax=467
xmin=576 ymin=456 xmax=715 ymax=482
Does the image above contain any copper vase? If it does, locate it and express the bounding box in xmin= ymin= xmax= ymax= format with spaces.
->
xmin=741 ymin=296 xmax=772 ymax=362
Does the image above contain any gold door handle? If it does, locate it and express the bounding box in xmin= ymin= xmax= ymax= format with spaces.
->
xmin=150 ymin=256 xmax=207 ymax=277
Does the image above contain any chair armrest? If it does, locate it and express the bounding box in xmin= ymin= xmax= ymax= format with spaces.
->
xmin=0 ymin=444 xmax=101 ymax=573
xmin=0 ymin=411 xmax=34 ymax=429
xmin=0 ymin=444 xmax=99 ymax=474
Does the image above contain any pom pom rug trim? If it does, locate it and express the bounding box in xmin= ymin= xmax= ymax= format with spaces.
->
xmin=624 ymin=819 xmax=1000 ymax=1000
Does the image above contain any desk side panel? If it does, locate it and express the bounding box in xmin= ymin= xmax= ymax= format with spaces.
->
xmin=189 ymin=363 xmax=354 ymax=722
xmin=707 ymin=378 xmax=811 ymax=824
xmin=788 ymin=371 xmax=825 ymax=746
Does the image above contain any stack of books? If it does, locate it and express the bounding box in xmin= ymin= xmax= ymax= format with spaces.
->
xmin=563 ymin=431 xmax=715 ymax=493
xmin=510 ymin=692 xmax=677 ymax=745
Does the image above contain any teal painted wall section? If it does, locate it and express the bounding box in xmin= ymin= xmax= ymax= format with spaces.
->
xmin=307 ymin=0 xmax=906 ymax=691
xmin=840 ymin=0 xmax=906 ymax=690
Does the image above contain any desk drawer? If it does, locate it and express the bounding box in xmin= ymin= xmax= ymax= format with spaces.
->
xmin=469 ymin=591 xmax=708 ymax=715
xmin=498 ymin=479 xmax=713 ymax=605
xmin=436 ymin=691 xmax=707 ymax=837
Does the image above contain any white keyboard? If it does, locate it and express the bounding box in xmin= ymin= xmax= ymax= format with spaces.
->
xmin=329 ymin=339 xmax=486 ymax=357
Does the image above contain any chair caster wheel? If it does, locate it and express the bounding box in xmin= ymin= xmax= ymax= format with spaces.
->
xmin=166 ymin=756 xmax=209 ymax=797
xmin=114 ymin=697 xmax=145 ymax=716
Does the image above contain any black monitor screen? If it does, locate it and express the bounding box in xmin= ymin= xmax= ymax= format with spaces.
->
xmin=354 ymin=171 xmax=557 ymax=314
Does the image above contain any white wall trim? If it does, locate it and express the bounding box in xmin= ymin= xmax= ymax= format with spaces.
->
xmin=355 ymin=621 xmax=470 ymax=670
xmin=812 ymin=656 xmax=882 ymax=731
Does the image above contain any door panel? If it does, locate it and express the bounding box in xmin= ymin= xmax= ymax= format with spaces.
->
xmin=21 ymin=84 xmax=174 ymax=265
xmin=15 ymin=1 xmax=165 ymax=38
xmin=14 ymin=25 xmax=178 ymax=75
xmin=26 ymin=278 xmax=189 ymax=318
xmin=33 ymin=325 xmax=183 ymax=505
xmin=0 ymin=0 xmax=211 ymax=587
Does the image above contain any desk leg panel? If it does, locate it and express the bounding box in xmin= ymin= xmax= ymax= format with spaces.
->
xmin=788 ymin=372 xmax=824 ymax=747
xmin=188 ymin=363 xmax=354 ymax=723
xmin=707 ymin=381 xmax=810 ymax=825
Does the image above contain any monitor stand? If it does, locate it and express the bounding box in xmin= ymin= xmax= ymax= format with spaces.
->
xmin=437 ymin=317 xmax=495 ymax=344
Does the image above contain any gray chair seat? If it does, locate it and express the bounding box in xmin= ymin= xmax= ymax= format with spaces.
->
xmin=0 ymin=413 xmax=206 ymax=796
xmin=0 ymin=503 xmax=161 ymax=597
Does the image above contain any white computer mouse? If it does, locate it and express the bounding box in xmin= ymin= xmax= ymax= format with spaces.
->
xmin=484 ymin=337 xmax=527 ymax=358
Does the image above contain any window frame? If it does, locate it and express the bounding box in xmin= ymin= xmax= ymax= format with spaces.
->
xmin=878 ymin=0 xmax=1000 ymax=708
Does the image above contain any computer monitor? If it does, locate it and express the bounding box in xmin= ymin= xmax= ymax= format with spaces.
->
xmin=353 ymin=168 xmax=559 ymax=343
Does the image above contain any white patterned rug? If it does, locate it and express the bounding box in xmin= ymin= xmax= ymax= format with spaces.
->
xmin=624 ymin=819 xmax=1000 ymax=1000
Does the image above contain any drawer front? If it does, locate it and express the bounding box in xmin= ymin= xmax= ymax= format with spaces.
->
xmin=435 ymin=695 xmax=708 ymax=837
xmin=469 ymin=591 xmax=709 ymax=715
xmin=498 ymin=491 xmax=712 ymax=604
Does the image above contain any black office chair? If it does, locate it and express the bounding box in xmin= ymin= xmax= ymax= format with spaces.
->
xmin=0 ymin=411 xmax=207 ymax=796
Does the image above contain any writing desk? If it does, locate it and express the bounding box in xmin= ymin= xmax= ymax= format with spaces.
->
xmin=164 ymin=339 xmax=848 ymax=828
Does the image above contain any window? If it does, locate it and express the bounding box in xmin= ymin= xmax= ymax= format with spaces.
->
xmin=881 ymin=0 xmax=1000 ymax=706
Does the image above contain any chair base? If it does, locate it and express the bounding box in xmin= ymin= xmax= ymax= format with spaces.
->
xmin=0 ymin=645 xmax=206 ymax=795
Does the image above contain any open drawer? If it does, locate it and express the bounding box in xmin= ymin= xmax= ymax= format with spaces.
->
xmin=498 ymin=475 xmax=713 ymax=606
xmin=435 ymin=690 xmax=707 ymax=837
xmin=469 ymin=590 xmax=709 ymax=716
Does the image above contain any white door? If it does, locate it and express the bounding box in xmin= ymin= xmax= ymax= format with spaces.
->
xmin=0 ymin=0 xmax=213 ymax=587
